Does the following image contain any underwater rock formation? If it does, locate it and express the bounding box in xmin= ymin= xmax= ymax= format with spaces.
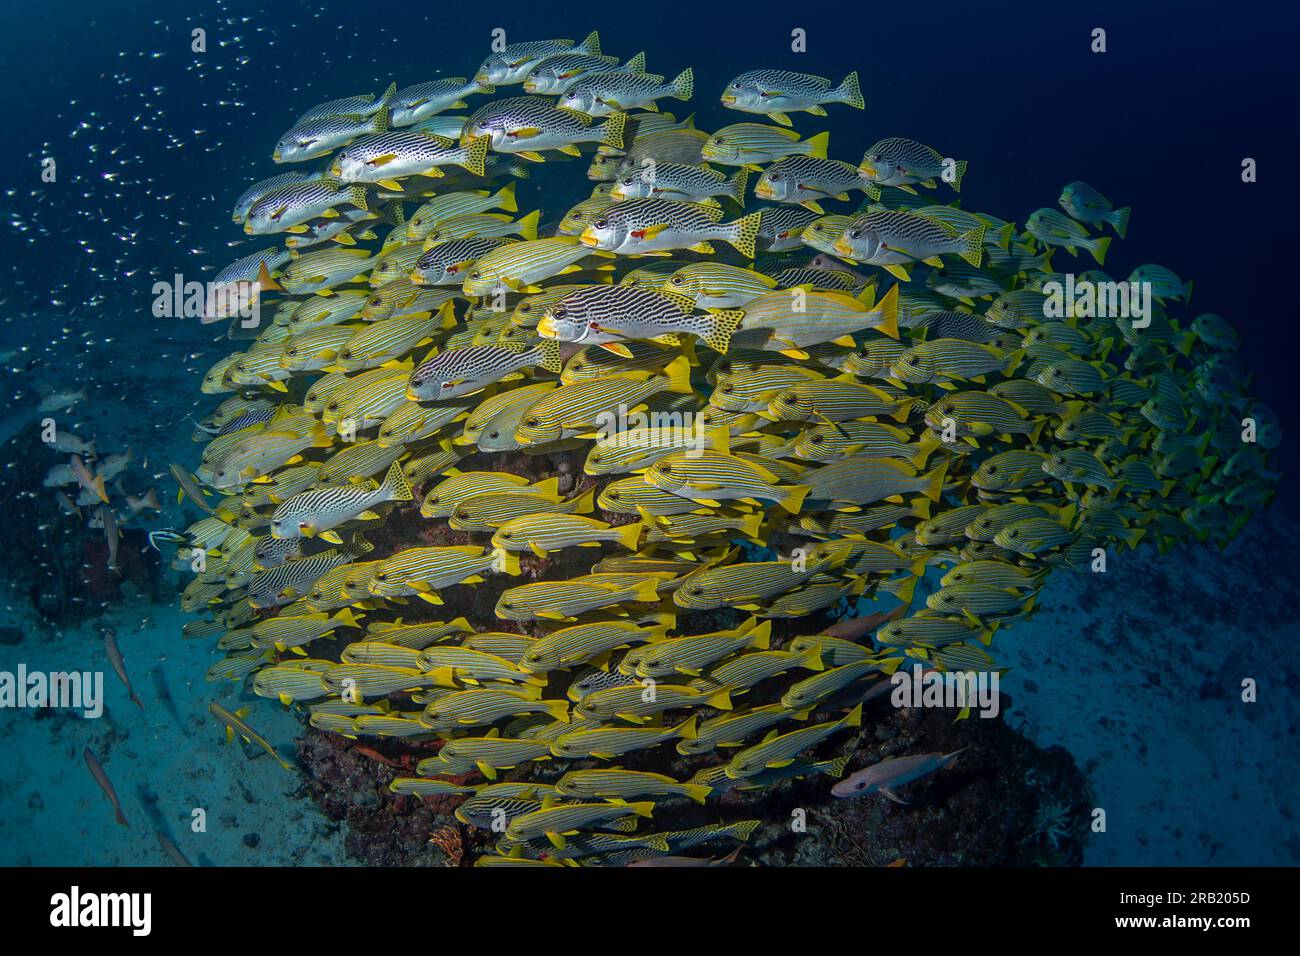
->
xmin=296 ymin=691 xmax=1088 ymax=866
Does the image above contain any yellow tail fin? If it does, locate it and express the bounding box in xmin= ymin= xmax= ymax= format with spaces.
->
xmin=959 ymin=225 xmax=985 ymax=268
xmin=616 ymin=522 xmax=642 ymax=550
xmin=568 ymin=486 xmax=595 ymax=514
xmin=461 ymin=134 xmax=490 ymax=177
xmin=873 ymin=283 xmax=900 ymax=340
xmin=922 ymin=462 xmax=948 ymax=502
xmin=804 ymin=130 xmax=830 ymax=159
xmin=382 ymin=460 xmax=414 ymax=502
xmin=779 ymin=484 xmax=810 ymax=514
xmin=495 ymin=181 xmax=518 ymax=213
xmin=517 ymin=209 xmax=541 ymax=241
xmin=726 ymin=211 xmax=762 ymax=260
xmin=661 ymin=354 xmax=694 ymax=394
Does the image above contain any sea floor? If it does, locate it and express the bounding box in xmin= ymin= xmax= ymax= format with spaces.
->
xmin=994 ymin=514 xmax=1300 ymax=866
xmin=0 ymin=592 xmax=348 ymax=866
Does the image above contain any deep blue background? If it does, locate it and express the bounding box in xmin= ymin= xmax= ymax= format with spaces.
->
xmin=3 ymin=0 xmax=1297 ymax=506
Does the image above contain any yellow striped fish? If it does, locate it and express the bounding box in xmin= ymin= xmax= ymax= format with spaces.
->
xmin=495 ymin=574 xmax=666 ymax=621
xmin=369 ymin=545 xmax=520 ymax=601
xmin=490 ymin=513 xmax=642 ymax=556
xmin=462 ymin=236 xmax=612 ymax=295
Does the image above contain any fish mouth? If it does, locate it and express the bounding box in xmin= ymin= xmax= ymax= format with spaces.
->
xmin=720 ymin=93 xmax=737 ymax=105
xmin=536 ymin=315 xmax=558 ymax=338
xmin=243 ymin=223 xmax=255 ymax=234
xmin=578 ymin=228 xmax=599 ymax=247
xmin=753 ymin=183 xmax=774 ymax=198
xmin=328 ymin=160 xmax=343 ymax=177
xmin=858 ymin=163 xmax=878 ymax=178
xmin=833 ymin=237 xmax=852 ymax=256
xmin=404 ymin=387 xmax=424 ymax=401
xmin=271 ymin=150 xmax=282 ymax=162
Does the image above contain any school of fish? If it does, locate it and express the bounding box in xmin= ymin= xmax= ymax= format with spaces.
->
xmin=173 ymin=30 xmax=1280 ymax=866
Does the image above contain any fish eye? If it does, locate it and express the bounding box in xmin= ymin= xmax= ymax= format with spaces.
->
xmin=811 ymin=435 xmax=825 ymax=444
xmin=607 ymin=491 xmax=621 ymax=499
xmin=554 ymin=309 xmax=567 ymax=319
xmin=593 ymin=218 xmax=608 ymax=228
xmin=471 ymin=271 xmax=481 ymax=279
xmin=660 ymin=464 xmax=672 ymax=473
xmin=500 ymin=532 xmax=513 ymax=539
xmin=690 ymin=586 xmax=704 ymax=595
xmin=731 ymin=83 xmax=741 ymax=90
xmin=849 ymin=229 xmax=861 ymax=239
xmin=488 ymin=430 xmax=499 ymax=438
xmin=769 ymin=173 xmax=782 ymax=181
